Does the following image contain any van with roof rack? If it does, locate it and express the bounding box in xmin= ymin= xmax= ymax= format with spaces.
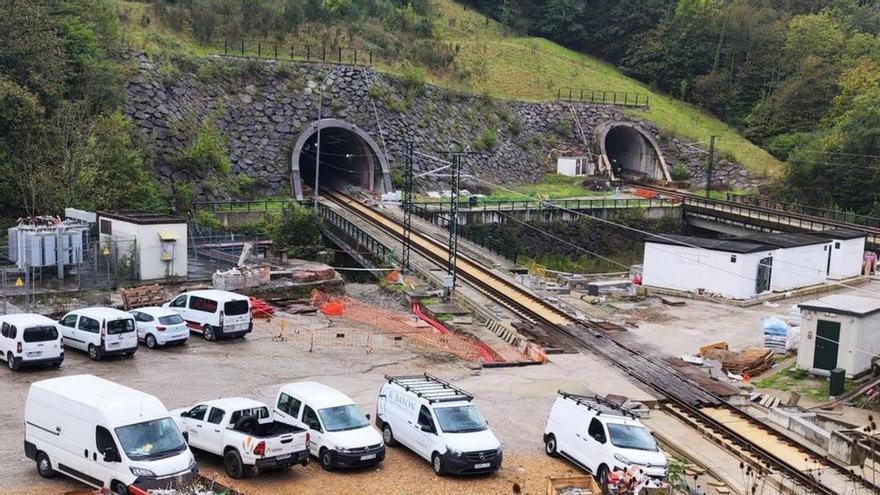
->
xmin=376 ymin=374 xmax=502 ymax=476
xmin=543 ymin=391 xmax=667 ymax=488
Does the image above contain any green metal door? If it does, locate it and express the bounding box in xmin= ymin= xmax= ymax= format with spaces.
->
xmin=813 ymin=320 xmax=840 ymax=371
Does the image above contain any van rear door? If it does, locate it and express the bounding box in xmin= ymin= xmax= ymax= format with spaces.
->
xmin=221 ymin=299 xmax=250 ymax=332
xmin=104 ymin=317 xmax=136 ymax=351
xmin=21 ymin=325 xmax=60 ymax=360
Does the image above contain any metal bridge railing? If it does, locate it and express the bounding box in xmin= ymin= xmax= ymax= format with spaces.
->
xmin=410 ymin=197 xmax=675 ymax=213
xmin=191 ymin=199 xmax=309 ymax=213
xmin=319 ymin=205 xmax=395 ymax=266
xmin=727 ymin=194 xmax=880 ymax=229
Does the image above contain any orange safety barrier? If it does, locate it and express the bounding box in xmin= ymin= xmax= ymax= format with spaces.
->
xmin=633 ymin=188 xmax=659 ymax=199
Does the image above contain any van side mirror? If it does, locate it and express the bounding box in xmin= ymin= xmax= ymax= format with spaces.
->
xmin=365 ymin=413 xmax=371 ymax=420
xmin=180 ymin=411 xmax=188 ymax=418
xmin=103 ymin=447 xmax=120 ymax=463
xmin=420 ymin=424 xmax=433 ymax=433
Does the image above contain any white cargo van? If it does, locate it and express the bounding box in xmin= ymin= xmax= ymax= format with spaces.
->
xmin=24 ymin=375 xmax=196 ymax=494
xmin=57 ymin=307 xmax=137 ymax=360
xmin=0 ymin=313 xmax=63 ymax=370
xmin=274 ymin=381 xmax=385 ymax=470
xmin=543 ymin=391 xmax=667 ymax=487
xmin=376 ymin=374 xmax=502 ymax=476
xmin=164 ymin=290 xmax=251 ymax=341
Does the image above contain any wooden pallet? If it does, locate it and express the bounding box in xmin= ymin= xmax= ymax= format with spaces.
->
xmin=120 ymin=284 xmax=168 ymax=310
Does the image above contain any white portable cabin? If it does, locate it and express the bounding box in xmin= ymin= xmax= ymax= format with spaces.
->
xmin=642 ymin=235 xmax=777 ymax=300
xmin=813 ymin=229 xmax=867 ymax=280
xmin=796 ymin=295 xmax=880 ymax=377
xmin=98 ymin=212 xmax=188 ymax=281
xmin=556 ymin=157 xmax=594 ymax=177
xmin=734 ymin=233 xmax=830 ymax=291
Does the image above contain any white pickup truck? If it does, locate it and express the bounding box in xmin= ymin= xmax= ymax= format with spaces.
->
xmin=172 ymin=398 xmax=309 ymax=478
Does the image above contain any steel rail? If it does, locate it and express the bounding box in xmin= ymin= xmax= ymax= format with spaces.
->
xmin=324 ymin=190 xmax=875 ymax=495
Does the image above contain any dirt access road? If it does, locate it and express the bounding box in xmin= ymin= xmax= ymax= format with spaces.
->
xmin=0 ymin=310 xmax=648 ymax=495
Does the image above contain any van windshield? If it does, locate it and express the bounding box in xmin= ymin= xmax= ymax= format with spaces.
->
xmin=158 ymin=314 xmax=184 ymax=325
xmin=607 ymin=424 xmax=658 ymax=451
xmin=319 ymin=405 xmax=369 ymax=432
xmin=224 ymin=300 xmax=249 ymax=316
xmin=107 ymin=319 xmax=135 ymax=335
xmin=23 ymin=326 xmax=58 ymax=342
xmin=115 ymin=417 xmax=187 ymax=460
xmin=434 ymin=405 xmax=487 ymax=433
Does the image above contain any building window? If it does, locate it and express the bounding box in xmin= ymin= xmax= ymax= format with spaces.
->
xmin=100 ymin=219 xmax=112 ymax=235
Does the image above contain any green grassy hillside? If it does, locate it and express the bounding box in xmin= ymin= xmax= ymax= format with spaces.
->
xmin=119 ymin=0 xmax=783 ymax=178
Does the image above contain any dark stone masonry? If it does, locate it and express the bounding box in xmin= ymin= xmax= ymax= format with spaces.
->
xmin=123 ymin=51 xmax=762 ymax=198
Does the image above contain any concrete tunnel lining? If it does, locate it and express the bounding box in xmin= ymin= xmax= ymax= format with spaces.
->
xmin=290 ymin=118 xmax=393 ymax=200
xmin=594 ymin=121 xmax=670 ymax=182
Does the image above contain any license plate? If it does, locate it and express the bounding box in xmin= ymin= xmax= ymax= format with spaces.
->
xmin=474 ymin=462 xmax=491 ymax=469
xmin=27 ymin=352 xmax=41 ymax=357
xmin=360 ymin=453 xmax=377 ymax=461
xmin=276 ymin=454 xmax=291 ymax=460
xmin=109 ymin=342 xmax=119 ymax=347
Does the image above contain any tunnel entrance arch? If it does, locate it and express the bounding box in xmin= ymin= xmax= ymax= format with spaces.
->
xmin=290 ymin=118 xmax=392 ymax=199
xmin=594 ymin=121 xmax=670 ymax=182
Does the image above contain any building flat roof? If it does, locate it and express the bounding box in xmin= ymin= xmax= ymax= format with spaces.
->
xmin=798 ymin=294 xmax=880 ymax=317
xmin=732 ymin=233 xmax=829 ymax=248
xmin=644 ymin=234 xmax=776 ymax=254
xmin=812 ymin=228 xmax=868 ymax=240
xmin=99 ymin=211 xmax=186 ymax=225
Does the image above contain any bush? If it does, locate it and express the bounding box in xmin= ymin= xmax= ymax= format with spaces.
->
xmin=552 ymin=114 xmax=574 ymax=137
xmin=194 ymin=209 xmax=222 ymax=230
xmin=271 ymin=203 xmax=323 ymax=258
xmin=400 ymin=63 xmax=426 ymax=95
xmin=670 ymin=163 xmax=690 ymax=181
xmin=172 ymin=118 xmax=232 ymax=176
xmin=473 ymin=128 xmax=498 ymax=151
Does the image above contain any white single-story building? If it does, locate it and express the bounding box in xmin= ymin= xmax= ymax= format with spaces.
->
xmin=642 ymin=235 xmax=778 ymax=300
xmin=797 ymin=295 xmax=880 ymax=377
xmin=813 ymin=229 xmax=867 ymax=280
xmin=733 ymin=233 xmax=830 ymax=291
xmin=98 ymin=212 xmax=188 ymax=280
xmin=556 ymin=156 xmax=595 ymax=177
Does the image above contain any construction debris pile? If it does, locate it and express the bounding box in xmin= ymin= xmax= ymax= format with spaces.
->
xmin=699 ymin=342 xmax=775 ymax=379
xmin=213 ymin=265 xmax=271 ymax=291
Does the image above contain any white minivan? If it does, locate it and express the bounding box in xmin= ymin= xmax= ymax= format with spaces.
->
xmin=164 ymin=290 xmax=252 ymax=341
xmin=376 ymin=374 xmax=502 ymax=476
xmin=0 ymin=313 xmax=64 ymax=371
xmin=58 ymin=308 xmax=137 ymax=360
xmin=273 ymin=381 xmax=385 ymax=470
xmin=543 ymin=391 xmax=667 ymax=487
xmin=25 ymin=375 xmax=197 ymax=494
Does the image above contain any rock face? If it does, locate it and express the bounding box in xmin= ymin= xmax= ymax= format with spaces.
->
xmin=123 ymin=51 xmax=763 ymax=197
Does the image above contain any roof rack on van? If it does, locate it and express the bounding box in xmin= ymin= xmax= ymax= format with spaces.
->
xmin=558 ymin=390 xmax=638 ymax=419
xmin=385 ymin=374 xmax=474 ymax=404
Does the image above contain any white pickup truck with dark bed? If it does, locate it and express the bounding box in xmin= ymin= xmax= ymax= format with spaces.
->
xmin=172 ymin=398 xmax=309 ymax=478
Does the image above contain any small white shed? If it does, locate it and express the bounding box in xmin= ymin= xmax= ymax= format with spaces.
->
xmin=797 ymin=295 xmax=880 ymax=377
xmin=642 ymin=235 xmax=777 ymax=300
xmin=813 ymin=229 xmax=867 ymax=280
xmin=98 ymin=212 xmax=188 ymax=281
xmin=556 ymin=157 xmax=594 ymax=177
xmin=734 ymin=233 xmax=830 ymax=291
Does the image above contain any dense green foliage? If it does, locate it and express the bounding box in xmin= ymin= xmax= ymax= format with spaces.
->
xmin=465 ymin=0 xmax=880 ymax=214
xmin=270 ymin=203 xmax=324 ymax=258
xmin=0 ymin=0 xmax=163 ymax=216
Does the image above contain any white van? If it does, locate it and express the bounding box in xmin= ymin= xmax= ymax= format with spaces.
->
xmin=58 ymin=308 xmax=137 ymax=360
xmin=543 ymin=391 xmax=667 ymax=487
xmin=0 ymin=313 xmax=64 ymax=371
xmin=274 ymin=381 xmax=385 ymax=470
xmin=164 ymin=290 xmax=252 ymax=341
xmin=376 ymin=374 xmax=502 ymax=476
xmin=25 ymin=375 xmax=196 ymax=494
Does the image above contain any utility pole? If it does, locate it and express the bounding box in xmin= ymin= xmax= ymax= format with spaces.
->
xmin=401 ymin=142 xmax=414 ymax=273
xmin=705 ymin=135 xmax=717 ymax=198
xmin=443 ymin=146 xmax=478 ymax=297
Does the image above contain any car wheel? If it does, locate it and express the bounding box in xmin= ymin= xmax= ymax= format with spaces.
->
xmin=203 ymin=325 xmax=216 ymax=342
xmin=431 ymin=452 xmax=446 ymax=476
xmin=112 ymin=481 xmax=129 ymax=495
xmin=36 ymin=452 xmax=55 ymax=478
xmin=7 ymin=353 xmax=19 ymax=371
xmin=88 ymin=344 xmax=101 ymax=361
xmin=320 ymin=448 xmax=335 ymax=471
xmin=382 ymin=424 xmax=396 ymax=447
xmin=145 ymin=334 xmax=157 ymax=349
xmin=544 ymin=434 xmax=558 ymax=457
xmin=51 ymin=360 xmax=61 ymax=369
xmin=597 ymin=465 xmax=610 ymax=494
xmin=224 ymin=449 xmax=245 ymax=479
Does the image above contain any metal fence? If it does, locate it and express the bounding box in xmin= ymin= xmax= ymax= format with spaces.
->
xmin=727 ymin=194 xmax=880 ymax=229
xmin=221 ymin=40 xmax=374 ymax=66
xmin=411 ymin=197 xmax=675 ymax=213
xmin=556 ymin=88 xmax=649 ymax=108
xmin=192 ymin=199 xmax=307 ymax=213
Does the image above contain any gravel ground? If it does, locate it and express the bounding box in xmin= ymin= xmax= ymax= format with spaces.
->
xmin=0 ymin=304 xmax=650 ymax=495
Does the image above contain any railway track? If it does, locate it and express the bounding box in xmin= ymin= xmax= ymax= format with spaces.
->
xmin=628 ymin=182 xmax=880 ymax=245
xmin=323 ymin=189 xmax=877 ymax=495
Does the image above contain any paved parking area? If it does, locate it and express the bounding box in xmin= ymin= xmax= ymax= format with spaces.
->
xmin=0 ymin=311 xmax=648 ymax=495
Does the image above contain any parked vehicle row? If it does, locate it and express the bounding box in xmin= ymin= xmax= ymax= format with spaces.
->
xmin=24 ymin=373 xmax=668 ymax=495
xmin=1 ymin=290 xmax=253 ymax=370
